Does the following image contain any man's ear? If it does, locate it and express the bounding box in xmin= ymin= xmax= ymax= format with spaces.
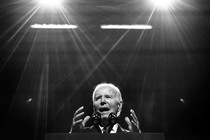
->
xmin=93 ymin=105 xmax=96 ymax=113
xmin=117 ymin=101 xmax=123 ymax=117
xmin=117 ymin=102 xmax=122 ymax=108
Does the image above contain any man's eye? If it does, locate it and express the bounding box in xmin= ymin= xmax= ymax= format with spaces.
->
xmin=105 ymin=95 xmax=112 ymax=98
xmin=95 ymin=97 xmax=101 ymax=100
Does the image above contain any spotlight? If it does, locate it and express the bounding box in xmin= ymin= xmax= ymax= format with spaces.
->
xmin=150 ymin=0 xmax=175 ymax=10
xmin=37 ymin=0 xmax=63 ymax=8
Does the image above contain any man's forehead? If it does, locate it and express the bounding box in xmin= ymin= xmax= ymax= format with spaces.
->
xmin=95 ymin=86 xmax=116 ymax=95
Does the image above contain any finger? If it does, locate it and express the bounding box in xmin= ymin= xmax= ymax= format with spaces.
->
xmin=131 ymin=120 xmax=141 ymax=133
xmin=131 ymin=109 xmax=140 ymax=127
xmin=131 ymin=120 xmax=138 ymax=127
xmin=74 ymin=106 xmax=84 ymax=116
xmin=125 ymin=117 xmax=131 ymax=125
xmin=75 ymin=111 xmax=84 ymax=120
xmin=73 ymin=119 xmax=83 ymax=126
xmin=130 ymin=113 xmax=139 ymax=126
xmin=130 ymin=109 xmax=138 ymax=121
xmin=74 ymin=119 xmax=83 ymax=124
xmin=125 ymin=117 xmax=132 ymax=131
xmin=82 ymin=116 xmax=91 ymax=127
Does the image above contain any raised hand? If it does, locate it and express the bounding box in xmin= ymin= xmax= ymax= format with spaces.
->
xmin=69 ymin=106 xmax=90 ymax=133
xmin=125 ymin=109 xmax=141 ymax=133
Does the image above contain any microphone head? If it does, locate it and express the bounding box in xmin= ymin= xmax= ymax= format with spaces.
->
xmin=108 ymin=112 xmax=117 ymax=125
xmin=92 ymin=112 xmax=101 ymax=125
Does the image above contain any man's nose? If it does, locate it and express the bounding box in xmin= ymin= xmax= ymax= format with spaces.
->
xmin=100 ymin=97 xmax=106 ymax=105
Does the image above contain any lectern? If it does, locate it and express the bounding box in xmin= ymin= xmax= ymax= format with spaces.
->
xmin=45 ymin=133 xmax=165 ymax=140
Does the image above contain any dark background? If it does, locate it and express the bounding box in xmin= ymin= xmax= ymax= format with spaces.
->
xmin=0 ymin=0 xmax=209 ymax=140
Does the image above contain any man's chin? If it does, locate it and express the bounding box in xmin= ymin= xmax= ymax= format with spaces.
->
xmin=100 ymin=111 xmax=109 ymax=118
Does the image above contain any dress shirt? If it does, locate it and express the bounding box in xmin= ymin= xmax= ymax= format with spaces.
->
xmin=99 ymin=124 xmax=118 ymax=133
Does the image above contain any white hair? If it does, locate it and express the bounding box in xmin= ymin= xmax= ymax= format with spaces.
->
xmin=92 ymin=83 xmax=122 ymax=102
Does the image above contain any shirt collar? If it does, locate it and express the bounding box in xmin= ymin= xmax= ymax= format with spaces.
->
xmin=99 ymin=124 xmax=118 ymax=133
xmin=110 ymin=124 xmax=118 ymax=133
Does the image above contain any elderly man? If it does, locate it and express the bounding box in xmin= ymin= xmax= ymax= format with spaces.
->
xmin=69 ymin=83 xmax=141 ymax=133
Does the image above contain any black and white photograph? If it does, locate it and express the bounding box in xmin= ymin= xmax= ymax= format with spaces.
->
xmin=1 ymin=0 xmax=209 ymax=140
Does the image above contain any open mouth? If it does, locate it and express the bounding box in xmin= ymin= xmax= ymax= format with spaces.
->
xmin=99 ymin=107 xmax=110 ymax=112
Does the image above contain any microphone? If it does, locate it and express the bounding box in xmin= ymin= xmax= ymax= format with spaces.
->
xmin=92 ymin=112 xmax=117 ymax=133
xmin=108 ymin=112 xmax=117 ymax=125
xmin=108 ymin=112 xmax=117 ymax=133
xmin=92 ymin=112 xmax=101 ymax=125
xmin=92 ymin=112 xmax=117 ymax=126
xmin=91 ymin=112 xmax=102 ymax=133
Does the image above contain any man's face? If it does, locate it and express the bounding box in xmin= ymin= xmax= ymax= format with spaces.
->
xmin=93 ymin=86 xmax=120 ymax=119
